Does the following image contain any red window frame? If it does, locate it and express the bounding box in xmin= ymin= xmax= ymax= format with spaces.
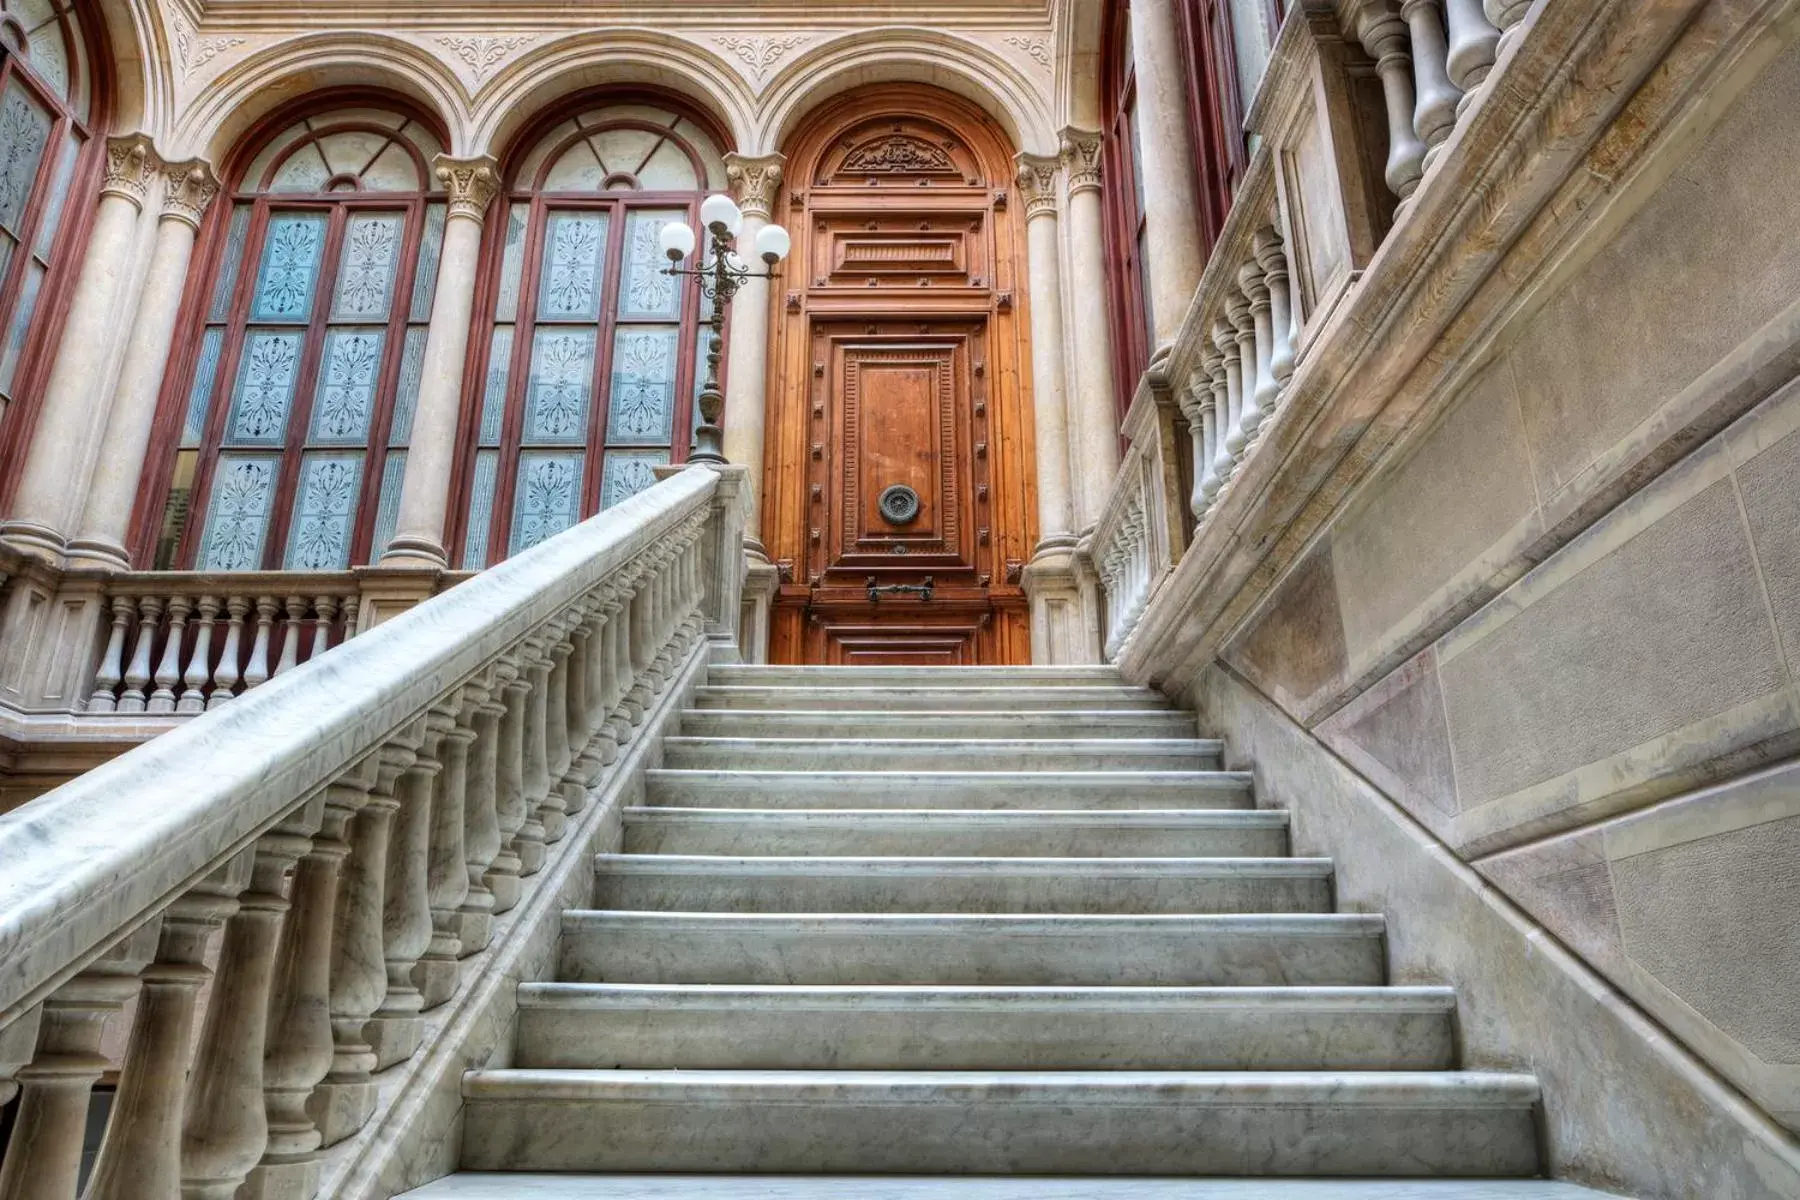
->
xmin=1100 ymin=0 xmax=1150 ymax=425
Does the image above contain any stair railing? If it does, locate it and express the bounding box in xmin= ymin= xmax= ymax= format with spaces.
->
xmin=0 ymin=463 xmax=745 ymax=1200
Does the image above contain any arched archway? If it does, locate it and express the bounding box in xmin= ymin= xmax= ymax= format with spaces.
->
xmin=764 ymin=83 xmax=1036 ymax=665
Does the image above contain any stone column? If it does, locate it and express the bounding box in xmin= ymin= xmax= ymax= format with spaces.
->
xmin=720 ymin=153 xmax=783 ymax=558
xmin=380 ymin=155 xmax=498 ymax=568
xmin=1014 ymin=153 xmax=1075 ymax=550
xmin=68 ymin=159 xmax=219 ymax=568
xmin=0 ymin=134 xmax=159 ymax=561
xmin=1058 ymin=129 xmax=1121 ymax=535
xmin=1126 ymin=0 xmax=1208 ymax=352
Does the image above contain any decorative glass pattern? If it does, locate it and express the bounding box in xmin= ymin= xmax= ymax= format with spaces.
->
xmin=181 ymin=328 xmax=225 ymax=445
xmin=618 ymin=208 xmax=681 ymax=319
xmin=462 ymin=448 xmax=498 ymax=567
xmin=0 ymin=259 xmax=40 ymax=395
xmin=250 ymin=213 xmax=329 ymax=322
xmin=606 ymin=325 xmax=677 ymax=445
xmin=479 ymin=326 xmax=512 ymax=444
xmin=494 ymin=203 xmax=528 ymax=321
xmin=409 ymin=202 xmax=447 ymax=322
xmin=209 ymin=204 xmax=252 ymax=321
xmin=600 ymin=449 xmax=667 ymax=510
xmin=536 ymin=211 xmax=607 ymax=320
xmin=199 ymin=454 xmax=278 ymax=570
xmin=308 ymin=328 xmax=384 ymax=443
xmin=390 ymin=326 xmax=427 ymax=445
xmin=225 ymin=330 xmax=304 ymax=444
xmin=523 ymin=328 xmax=594 ymax=443
xmin=330 ymin=211 xmax=403 ymax=320
xmin=31 ymin=129 xmax=78 ymax=258
xmin=283 ymin=452 xmax=364 ymax=569
xmin=371 ymin=449 xmax=406 ymax=557
xmin=509 ymin=451 xmax=585 ymax=553
xmin=0 ymin=80 xmax=52 ymax=235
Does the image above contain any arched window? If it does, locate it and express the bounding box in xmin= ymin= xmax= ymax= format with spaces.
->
xmin=0 ymin=0 xmax=98 ymax=445
xmin=149 ymin=104 xmax=449 ymax=571
xmin=454 ymin=98 xmax=726 ymax=569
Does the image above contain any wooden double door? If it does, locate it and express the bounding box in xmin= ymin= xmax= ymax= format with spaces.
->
xmin=762 ymin=87 xmax=1037 ymax=665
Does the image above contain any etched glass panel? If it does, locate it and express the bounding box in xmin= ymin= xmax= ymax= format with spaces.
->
xmin=362 ymin=141 xmax=423 ymax=192
xmin=31 ymin=128 xmax=79 ymax=259
xmin=224 ymin=330 xmax=304 ymax=444
xmin=181 ymin=327 xmax=225 ymax=445
xmin=198 ymin=453 xmax=278 ymax=570
xmin=523 ymin=328 xmax=594 ymax=444
xmin=331 ymin=211 xmax=404 ymax=320
xmin=270 ymin=144 xmax=331 ymax=193
xmin=0 ymin=259 xmax=41 ymax=396
xmin=618 ymin=208 xmax=682 ymax=319
xmin=535 ymin=210 xmax=607 ymax=320
xmin=494 ymin=203 xmax=528 ymax=321
xmin=543 ymin=144 xmax=604 ymax=192
xmin=25 ymin=17 xmax=69 ymax=102
xmin=209 ymin=204 xmax=252 ymax=321
xmin=308 ymin=328 xmax=385 ymax=443
xmin=283 ymin=451 xmax=365 ymax=569
xmin=605 ymin=324 xmax=677 ymax=446
xmin=600 ymin=449 xmax=668 ymax=510
xmin=371 ymin=449 xmax=405 ymax=558
xmin=637 ymin=142 xmax=697 ymax=192
xmin=250 ymin=213 xmax=328 ymax=322
xmin=479 ymin=326 xmax=512 ymax=444
xmin=409 ymin=202 xmax=447 ymax=321
xmin=509 ymin=450 xmax=585 ymax=553
xmin=0 ymin=79 xmax=52 ymax=236
xmin=389 ymin=326 xmax=427 ymax=445
xmin=462 ymin=448 xmax=498 ymax=568
xmin=590 ymin=128 xmax=661 ymax=177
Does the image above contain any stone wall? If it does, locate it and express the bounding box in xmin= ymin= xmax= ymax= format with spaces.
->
xmin=1214 ymin=30 xmax=1800 ymax=1147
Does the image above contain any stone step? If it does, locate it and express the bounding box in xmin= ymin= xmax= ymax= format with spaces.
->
xmin=694 ymin=685 xmax=1172 ymax=711
xmin=559 ymin=912 xmax=1388 ymax=986
xmin=660 ymin=738 xmax=1220 ymax=773
xmin=593 ymin=854 xmax=1333 ymax=915
xmin=512 ymin=984 xmax=1457 ymax=1071
xmin=621 ymin=808 xmax=1289 ymax=857
xmin=457 ymin=1069 xmax=1543 ymax=1176
xmin=708 ymin=664 xmax=1127 ymax=687
xmin=676 ymin=709 xmax=1200 ymax=740
xmin=643 ymin=769 xmax=1255 ymax=811
xmin=402 ymin=1174 xmax=1626 ymax=1199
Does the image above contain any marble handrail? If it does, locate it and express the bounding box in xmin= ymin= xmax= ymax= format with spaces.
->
xmin=0 ymin=464 xmax=730 ymax=1200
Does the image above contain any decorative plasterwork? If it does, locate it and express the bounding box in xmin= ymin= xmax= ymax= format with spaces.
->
xmin=1002 ymin=33 xmax=1051 ymax=69
xmin=435 ymin=154 xmax=501 ymax=220
xmin=162 ymin=159 xmax=221 ymax=229
xmin=724 ymin=152 xmax=785 ymax=221
xmin=101 ymin=134 xmax=159 ymax=208
xmin=713 ymin=33 xmax=810 ymax=79
xmin=1059 ymin=126 xmax=1101 ymax=195
xmin=1014 ymin=151 xmax=1059 ymax=219
xmin=170 ymin=13 xmax=246 ymax=79
xmin=436 ymin=33 xmax=536 ymax=84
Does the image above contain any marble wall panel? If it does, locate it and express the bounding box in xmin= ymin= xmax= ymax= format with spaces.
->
xmin=1221 ymin=540 xmax=1347 ymax=716
xmin=1315 ymin=646 xmax=1459 ymax=839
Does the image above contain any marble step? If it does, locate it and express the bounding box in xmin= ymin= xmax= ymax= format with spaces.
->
xmin=457 ymin=1069 xmax=1543 ymax=1176
xmin=402 ymin=1174 xmax=1626 ymax=1199
xmin=621 ymin=808 xmax=1289 ymax=857
xmin=708 ymin=664 xmax=1127 ymax=687
xmin=512 ymin=984 xmax=1457 ymax=1071
xmin=675 ymin=709 xmax=1200 ymax=740
xmin=643 ymin=769 xmax=1255 ymax=811
xmin=694 ymin=685 xmax=1172 ymax=711
xmin=660 ymin=738 xmax=1220 ymax=773
xmin=592 ymin=854 xmax=1333 ymax=915
xmin=558 ymin=912 xmax=1388 ymax=986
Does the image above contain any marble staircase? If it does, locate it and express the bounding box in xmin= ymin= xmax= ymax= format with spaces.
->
xmin=407 ymin=665 xmax=1608 ymax=1196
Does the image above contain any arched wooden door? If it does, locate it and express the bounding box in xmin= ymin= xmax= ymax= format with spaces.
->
xmin=763 ymin=86 xmax=1037 ymax=665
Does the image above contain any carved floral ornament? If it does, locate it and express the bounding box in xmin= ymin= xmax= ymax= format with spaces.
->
xmin=169 ymin=13 xmax=246 ymax=79
xmin=436 ymin=34 xmax=536 ymax=84
xmin=101 ymin=134 xmax=158 ymax=208
xmin=714 ymin=33 xmax=809 ymax=78
xmin=435 ymin=155 xmax=500 ymax=221
xmin=1002 ymin=34 xmax=1052 ymax=70
xmin=1014 ymin=152 xmax=1060 ymax=219
xmin=1059 ymin=127 xmax=1102 ymax=195
xmin=725 ymin=153 xmax=784 ymax=220
xmin=163 ymin=159 xmax=221 ymax=229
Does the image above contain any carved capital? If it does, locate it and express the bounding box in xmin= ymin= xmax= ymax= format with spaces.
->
xmin=724 ymin=153 xmax=785 ymax=221
xmin=1013 ymin=152 xmax=1061 ymax=220
xmin=434 ymin=154 xmax=500 ymax=222
xmin=160 ymin=158 xmax=219 ymax=229
xmin=1057 ymin=126 xmax=1103 ymax=196
xmin=101 ymin=134 xmax=159 ymax=209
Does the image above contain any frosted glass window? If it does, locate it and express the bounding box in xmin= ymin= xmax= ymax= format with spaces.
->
xmin=330 ymin=211 xmax=404 ymax=320
xmin=307 ymin=329 xmax=384 ymax=443
xmin=225 ymin=330 xmax=304 ymax=444
xmin=510 ymin=451 xmax=585 ymax=553
xmin=199 ymin=454 xmax=279 ymax=570
xmin=606 ymin=325 xmax=678 ymax=446
xmin=600 ymin=449 xmax=667 ymax=509
xmin=283 ymin=451 xmax=365 ymax=569
xmin=536 ymin=211 xmax=608 ymax=320
xmin=618 ymin=208 xmax=682 ymax=319
xmin=523 ymin=329 xmax=595 ymax=444
xmin=0 ymin=79 xmax=52 ymax=235
xmin=250 ymin=213 xmax=328 ymax=322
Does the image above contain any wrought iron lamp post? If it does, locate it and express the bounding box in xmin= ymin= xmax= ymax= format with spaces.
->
xmin=660 ymin=194 xmax=791 ymax=464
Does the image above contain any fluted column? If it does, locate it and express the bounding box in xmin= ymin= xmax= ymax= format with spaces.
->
xmin=1057 ymin=129 xmax=1121 ymax=533
xmin=1015 ymin=153 xmax=1076 ymax=552
xmin=1127 ymin=0 xmax=1207 ymax=352
xmin=1 ymin=135 xmax=159 ymax=560
xmin=67 ymin=159 xmax=219 ymax=567
xmin=720 ymin=153 xmax=783 ymax=555
xmin=381 ymin=156 xmax=498 ymax=568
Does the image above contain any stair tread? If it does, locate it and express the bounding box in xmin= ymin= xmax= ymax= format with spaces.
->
xmin=596 ymin=853 xmax=1332 ymax=874
xmin=566 ymin=910 xmax=1383 ymax=931
xmin=405 ymin=1176 xmax=1619 ymax=1199
xmin=517 ymin=983 xmax=1455 ymax=1009
xmin=622 ymin=808 xmax=1287 ymax=824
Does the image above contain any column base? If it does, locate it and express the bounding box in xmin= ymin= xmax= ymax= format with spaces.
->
xmin=375 ymin=535 xmax=449 ymax=570
xmin=1022 ymin=542 xmax=1103 ymax=665
xmin=416 ymin=951 xmax=460 ymax=1010
xmin=0 ymin=519 xmax=69 ymax=565
xmin=454 ymin=904 xmax=494 ymax=956
xmin=308 ymin=1079 xmax=377 ymax=1148
xmin=61 ymin=535 xmax=131 ymax=571
xmin=486 ymin=855 xmax=523 ymax=913
xmin=363 ymin=1014 xmax=423 ymax=1071
xmin=240 ymin=1157 xmax=321 ymax=1200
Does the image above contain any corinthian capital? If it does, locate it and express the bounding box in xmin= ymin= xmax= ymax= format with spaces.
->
xmin=724 ymin=152 xmax=785 ymax=221
xmin=161 ymin=158 xmax=220 ymax=229
xmin=1057 ymin=127 xmax=1103 ymax=196
xmin=101 ymin=133 xmax=159 ymax=209
xmin=434 ymin=154 xmax=500 ymax=222
xmin=1014 ymin=152 xmax=1061 ymax=220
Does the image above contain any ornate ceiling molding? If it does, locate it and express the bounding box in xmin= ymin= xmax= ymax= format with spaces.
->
xmin=170 ymin=13 xmax=247 ymax=79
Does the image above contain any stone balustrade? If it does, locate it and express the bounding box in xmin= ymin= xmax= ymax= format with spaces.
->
xmin=0 ymin=464 xmax=744 ymax=1200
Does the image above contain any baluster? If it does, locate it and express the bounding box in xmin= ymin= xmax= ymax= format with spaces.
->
xmin=366 ymin=716 xmax=439 ymax=1070
xmin=1243 ymin=255 xmax=1277 ymax=437
xmin=562 ymin=606 xmax=600 ymax=806
xmin=87 ymin=595 xmax=133 ymax=713
xmin=240 ymin=596 xmax=279 ymax=691
xmin=1358 ymin=8 xmax=1427 ymax=201
xmin=1444 ymin=0 xmax=1500 ymax=112
xmin=1402 ymin=0 xmax=1463 ymax=167
xmin=310 ymin=756 xmax=387 ymax=1148
xmin=624 ymin=568 xmax=654 ymax=724
xmin=1183 ymin=368 xmax=1218 ymax=518
xmin=0 ymin=925 xmax=155 ymax=1200
xmin=342 ymin=596 xmax=362 ymax=641
xmin=1207 ymin=346 xmax=1233 ymax=492
xmin=1229 ymin=289 xmax=1262 ymax=450
xmin=118 ymin=595 xmax=163 ymax=714
xmin=1257 ymin=228 xmax=1296 ymax=390
xmin=273 ymin=596 xmax=308 ymax=676
xmin=0 ymin=1007 xmax=39 ymax=1111
xmin=595 ymin=589 xmax=626 ymax=763
xmin=519 ymin=636 xmax=556 ymax=862
xmin=420 ymin=694 xmax=471 ymax=1010
xmin=242 ymin=792 xmax=332 ymax=1200
xmin=609 ymin=571 xmax=642 ymax=743
xmin=207 ymin=597 xmax=248 ymax=710
xmin=1483 ymin=0 xmax=1530 ymax=45
xmin=1214 ymin=319 xmax=1245 ymax=466
xmin=489 ymin=657 xmax=530 ymax=902
xmin=458 ymin=673 xmax=503 ymax=956
xmin=181 ymin=822 xmax=306 ymax=1200
xmin=180 ymin=596 xmax=221 ymax=714
xmin=147 ymin=595 xmax=190 ymax=714
xmin=308 ymin=595 xmax=338 ymax=664
xmin=543 ymin=623 xmax=575 ymax=838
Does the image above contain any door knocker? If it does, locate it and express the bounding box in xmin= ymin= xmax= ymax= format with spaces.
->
xmin=878 ymin=484 xmax=921 ymax=525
